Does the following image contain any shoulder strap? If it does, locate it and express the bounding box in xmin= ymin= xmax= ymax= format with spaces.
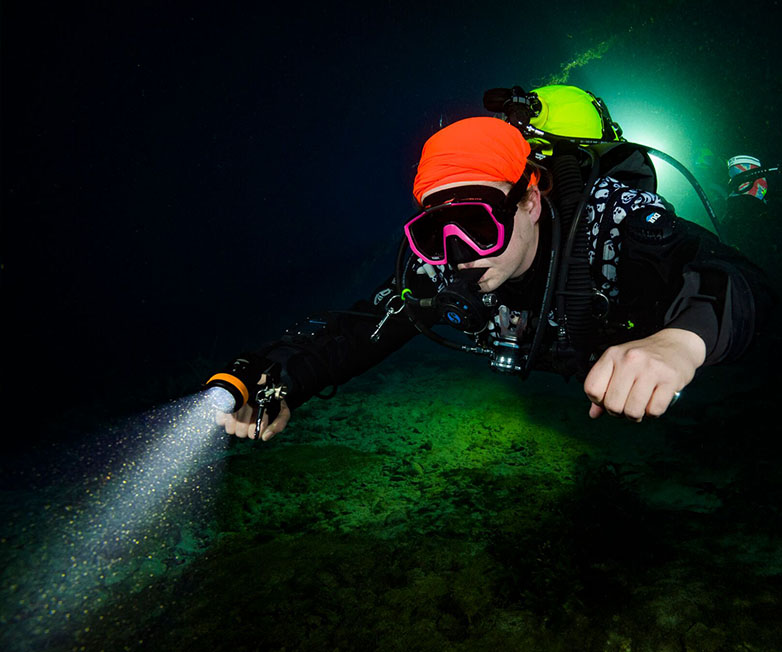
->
xmin=590 ymin=142 xmax=658 ymax=192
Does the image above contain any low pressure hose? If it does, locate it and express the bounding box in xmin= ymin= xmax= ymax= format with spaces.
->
xmin=522 ymin=195 xmax=561 ymax=377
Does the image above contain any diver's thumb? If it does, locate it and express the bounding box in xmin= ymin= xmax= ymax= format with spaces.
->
xmin=589 ymin=402 xmax=604 ymax=419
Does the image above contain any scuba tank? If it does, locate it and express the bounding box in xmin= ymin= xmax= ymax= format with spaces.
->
xmin=487 ymin=84 xmax=622 ymax=149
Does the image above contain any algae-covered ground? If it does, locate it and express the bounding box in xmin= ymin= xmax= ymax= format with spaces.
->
xmin=2 ymin=336 xmax=782 ymax=651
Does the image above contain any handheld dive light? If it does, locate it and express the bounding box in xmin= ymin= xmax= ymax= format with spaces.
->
xmin=204 ymin=354 xmax=282 ymax=413
xmin=205 ymin=354 xmax=288 ymax=437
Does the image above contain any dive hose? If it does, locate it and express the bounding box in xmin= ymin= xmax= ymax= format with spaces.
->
xmin=551 ymin=146 xmax=601 ymax=366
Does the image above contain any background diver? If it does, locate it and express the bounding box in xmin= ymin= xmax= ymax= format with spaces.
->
xmin=205 ymin=85 xmax=776 ymax=439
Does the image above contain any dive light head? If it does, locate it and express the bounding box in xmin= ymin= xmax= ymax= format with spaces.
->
xmin=483 ymin=86 xmax=542 ymax=129
xmin=205 ymin=385 xmax=239 ymax=414
xmin=204 ymin=353 xmax=269 ymax=413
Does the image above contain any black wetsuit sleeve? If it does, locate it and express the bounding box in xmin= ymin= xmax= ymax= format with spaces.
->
xmin=662 ymin=220 xmax=772 ymax=364
xmin=252 ymin=271 xmax=435 ymax=410
xmin=620 ymin=207 xmax=773 ymax=365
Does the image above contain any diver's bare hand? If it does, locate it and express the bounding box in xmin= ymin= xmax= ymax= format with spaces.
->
xmin=214 ymin=375 xmax=292 ymax=441
xmin=215 ymin=399 xmax=291 ymax=441
xmin=583 ymin=328 xmax=706 ymax=422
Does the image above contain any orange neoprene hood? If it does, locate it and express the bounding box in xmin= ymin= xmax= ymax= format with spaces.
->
xmin=413 ymin=117 xmax=538 ymax=204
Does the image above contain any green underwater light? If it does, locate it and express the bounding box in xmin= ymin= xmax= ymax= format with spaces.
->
xmin=618 ymin=107 xmax=723 ymax=234
xmin=616 ymin=108 xmax=687 ymax=187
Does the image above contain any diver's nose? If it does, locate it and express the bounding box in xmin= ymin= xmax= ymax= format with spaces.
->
xmin=445 ymin=236 xmax=483 ymax=266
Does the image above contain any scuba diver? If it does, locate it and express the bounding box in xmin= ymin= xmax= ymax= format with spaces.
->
xmin=206 ymin=85 xmax=775 ymax=439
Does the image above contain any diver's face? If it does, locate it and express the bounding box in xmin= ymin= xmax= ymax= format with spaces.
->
xmin=421 ymin=181 xmax=542 ymax=293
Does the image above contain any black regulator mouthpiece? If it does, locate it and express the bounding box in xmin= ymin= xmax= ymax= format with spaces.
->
xmin=483 ymin=86 xmax=542 ymax=129
xmin=434 ymin=266 xmax=496 ymax=334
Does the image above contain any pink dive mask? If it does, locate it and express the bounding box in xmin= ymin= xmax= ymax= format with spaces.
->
xmin=404 ymin=187 xmax=515 ymax=265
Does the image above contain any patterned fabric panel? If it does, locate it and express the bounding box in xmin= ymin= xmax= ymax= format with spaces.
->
xmin=585 ymin=177 xmax=668 ymax=298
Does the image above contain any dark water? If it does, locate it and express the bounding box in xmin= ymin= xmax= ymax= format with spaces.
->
xmin=2 ymin=1 xmax=782 ymax=650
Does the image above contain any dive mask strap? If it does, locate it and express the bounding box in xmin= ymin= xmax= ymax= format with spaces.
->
xmin=504 ymin=165 xmax=539 ymax=210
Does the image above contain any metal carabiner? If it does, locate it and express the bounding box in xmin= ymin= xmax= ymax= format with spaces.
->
xmin=370 ymin=295 xmax=406 ymax=343
xmin=253 ymin=382 xmax=289 ymax=439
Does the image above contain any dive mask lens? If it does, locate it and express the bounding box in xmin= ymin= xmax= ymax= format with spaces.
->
xmin=404 ymin=201 xmax=506 ymax=265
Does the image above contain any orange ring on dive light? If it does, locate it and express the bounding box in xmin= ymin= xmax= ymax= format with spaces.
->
xmin=206 ymin=373 xmax=250 ymax=406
